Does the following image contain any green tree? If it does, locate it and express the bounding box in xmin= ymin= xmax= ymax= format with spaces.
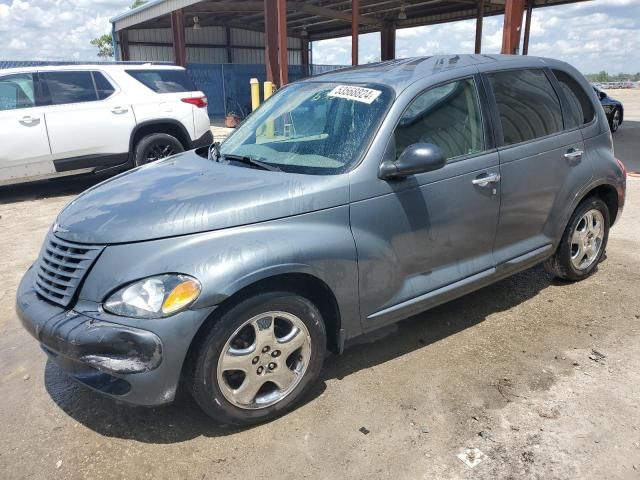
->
xmin=90 ymin=0 xmax=146 ymax=58
xmin=90 ymin=33 xmax=113 ymax=58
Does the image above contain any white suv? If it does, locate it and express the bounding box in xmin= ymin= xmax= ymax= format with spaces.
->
xmin=0 ymin=64 xmax=213 ymax=186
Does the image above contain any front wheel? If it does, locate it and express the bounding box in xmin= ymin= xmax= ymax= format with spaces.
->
xmin=544 ymin=197 xmax=610 ymax=281
xmin=188 ymin=292 xmax=326 ymax=426
xmin=134 ymin=133 xmax=184 ymax=167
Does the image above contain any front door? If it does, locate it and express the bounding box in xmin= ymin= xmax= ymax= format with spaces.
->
xmin=0 ymin=73 xmax=53 ymax=184
xmin=350 ymin=76 xmax=501 ymax=329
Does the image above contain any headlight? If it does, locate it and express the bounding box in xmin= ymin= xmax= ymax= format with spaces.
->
xmin=104 ymin=274 xmax=201 ymax=318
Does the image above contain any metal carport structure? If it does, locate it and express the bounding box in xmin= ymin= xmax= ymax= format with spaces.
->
xmin=111 ymin=0 xmax=588 ymax=88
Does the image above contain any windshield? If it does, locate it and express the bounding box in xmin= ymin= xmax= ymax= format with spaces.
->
xmin=221 ymin=82 xmax=393 ymax=175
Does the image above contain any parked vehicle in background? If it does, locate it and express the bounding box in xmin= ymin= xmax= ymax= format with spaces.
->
xmin=593 ymin=84 xmax=624 ymax=132
xmin=0 ymin=64 xmax=213 ymax=186
xmin=17 ymin=55 xmax=625 ymax=426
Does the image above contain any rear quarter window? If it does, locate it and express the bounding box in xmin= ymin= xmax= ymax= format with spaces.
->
xmin=126 ymin=69 xmax=197 ymax=93
xmin=552 ymin=69 xmax=595 ymax=128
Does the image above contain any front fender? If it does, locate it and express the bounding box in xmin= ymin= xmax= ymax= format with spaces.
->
xmin=78 ymin=206 xmax=362 ymax=338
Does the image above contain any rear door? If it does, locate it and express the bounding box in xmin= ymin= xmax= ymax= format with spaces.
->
xmin=40 ymin=70 xmax=135 ymax=169
xmin=0 ymin=72 xmax=54 ymax=184
xmin=483 ymin=68 xmax=592 ymax=265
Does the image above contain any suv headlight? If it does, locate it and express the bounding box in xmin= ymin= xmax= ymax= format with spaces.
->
xmin=104 ymin=274 xmax=201 ymax=318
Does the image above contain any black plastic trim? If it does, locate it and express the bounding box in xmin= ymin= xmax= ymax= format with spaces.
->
xmin=53 ymin=152 xmax=129 ymax=173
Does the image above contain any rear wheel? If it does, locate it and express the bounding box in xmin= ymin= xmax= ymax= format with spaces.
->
xmin=134 ymin=133 xmax=184 ymax=167
xmin=544 ymin=197 xmax=610 ymax=281
xmin=610 ymin=108 xmax=621 ymax=133
xmin=188 ymin=292 xmax=326 ymax=425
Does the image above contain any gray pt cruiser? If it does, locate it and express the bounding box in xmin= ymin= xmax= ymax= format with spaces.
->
xmin=17 ymin=55 xmax=626 ymax=425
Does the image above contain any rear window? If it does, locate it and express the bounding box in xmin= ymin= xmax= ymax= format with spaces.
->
xmin=41 ymin=71 xmax=97 ymax=105
xmin=126 ymin=69 xmax=196 ymax=93
xmin=487 ymin=69 xmax=563 ymax=146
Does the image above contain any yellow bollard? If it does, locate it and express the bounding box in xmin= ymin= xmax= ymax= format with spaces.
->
xmin=264 ymin=81 xmax=274 ymax=100
xmin=263 ymin=81 xmax=275 ymax=138
xmin=250 ymin=78 xmax=260 ymax=111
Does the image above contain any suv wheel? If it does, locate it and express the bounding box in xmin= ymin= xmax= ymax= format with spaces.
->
xmin=134 ymin=133 xmax=184 ymax=167
xmin=188 ymin=292 xmax=326 ymax=425
xmin=544 ymin=197 xmax=610 ymax=281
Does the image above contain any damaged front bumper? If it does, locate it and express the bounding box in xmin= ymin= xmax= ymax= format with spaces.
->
xmin=16 ymin=265 xmax=212 ymax=406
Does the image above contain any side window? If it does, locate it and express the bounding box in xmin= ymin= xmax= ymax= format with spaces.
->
xmin=487 ymin=69 xmax=563 ymax=146
xmin=0 ymin=74 xmax=36 ymax=111
xmin=93 ymin=72 xmax=115 ymax=100
xmin=552 ymin=69 xmax=595 ymax=128
xmin=41 ymin=71 xmax=98 ymax=105
xmin=395 ymin=78 xmax=484 ymax=160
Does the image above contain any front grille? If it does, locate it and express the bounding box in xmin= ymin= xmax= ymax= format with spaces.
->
xmin=34 ymin=233 xmax=104 ymax=307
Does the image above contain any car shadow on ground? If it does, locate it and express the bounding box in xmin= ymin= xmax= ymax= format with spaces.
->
xmin=0 ymin=173 xmax=116 ymax=204
xmin=43 ymin=264 xmax=571 ymax=444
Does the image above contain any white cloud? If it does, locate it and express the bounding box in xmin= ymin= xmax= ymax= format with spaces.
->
xmin=0 ymin=0 xmax=131 ymax=60
xmin=313 ymin=0 xmax=640 ymax=74
xmin=0 ymin=0 xmax=639 ymax=74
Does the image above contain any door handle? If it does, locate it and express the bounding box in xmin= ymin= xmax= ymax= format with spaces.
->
xmin=472 ymin=173 xmax=501 ymax=187
xmin=19 ymin=115 xmax=40 ymax=126
xmin=564 ymin=148 xmax=583 ymax=162
xmin=111 ymin=106 xmax=129 ymax=114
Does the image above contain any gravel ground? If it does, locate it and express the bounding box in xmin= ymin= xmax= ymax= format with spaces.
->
xmin=0 ymin=93 xmax=639 ymax=480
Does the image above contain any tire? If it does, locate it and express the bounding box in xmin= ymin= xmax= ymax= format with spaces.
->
xmin=133 ymin=133 xmax=184 ymax=167
xmin=544 ymin=197 xmax=610 ymax=281
xmin=188 ymin=292 xmax=326 ymax=426
xmin=609 ymin=108 xmax=621 ymax=133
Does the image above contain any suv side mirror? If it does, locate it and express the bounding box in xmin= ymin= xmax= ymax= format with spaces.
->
xmin=379 ymin=143 xmax=446 ymax=180
xmin=598 ymin=91 xmax=607 ymax=100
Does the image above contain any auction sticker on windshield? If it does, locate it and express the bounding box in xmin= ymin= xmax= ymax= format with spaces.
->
xmin=328 ymin=85 xmax=382 ymax=104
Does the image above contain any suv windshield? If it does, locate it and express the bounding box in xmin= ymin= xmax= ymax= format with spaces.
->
xmin=221 ymin=82 xmax=393 ymax=175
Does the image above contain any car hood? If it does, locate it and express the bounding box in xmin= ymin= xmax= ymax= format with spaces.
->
xmin=54 ymin=151 xmax=350 ymax=244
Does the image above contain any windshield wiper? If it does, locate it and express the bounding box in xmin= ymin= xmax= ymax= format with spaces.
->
xmin=222 ymin=153 xmax=282 ymax=172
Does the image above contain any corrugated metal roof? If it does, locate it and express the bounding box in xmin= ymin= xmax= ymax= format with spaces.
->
xmin=111 ymin=0 xmax=590 ymax=40
xmin=112 ymin=0 xmax=202 ymax=30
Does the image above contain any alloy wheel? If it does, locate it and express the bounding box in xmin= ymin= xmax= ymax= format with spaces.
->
xmin=570 ymin=209 xmax=605 ymax=271
xmin=145 ymin=143 xmax=176 ymax=163
xmin=216 ymin=311 xmax=312 ymax=410
xmin=612 ymin=110 xmax=620 ymax=131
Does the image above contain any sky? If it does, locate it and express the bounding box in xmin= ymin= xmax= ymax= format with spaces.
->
xmin=0 ymin=0 xmax=639 ymax=74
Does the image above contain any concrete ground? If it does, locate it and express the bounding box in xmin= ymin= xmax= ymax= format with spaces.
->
xmin=1 ymin=92 xmax=639 ymax=480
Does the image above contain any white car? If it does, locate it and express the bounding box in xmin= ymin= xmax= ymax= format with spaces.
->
xmin=0 ymin=64 xmax=213 ymax=186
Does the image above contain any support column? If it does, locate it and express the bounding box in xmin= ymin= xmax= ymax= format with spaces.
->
xmin=225 ymin=26 xmax=232 ymax=63
xmin=264 ymin=0 xmax=280 ymax=85
xmin=501 ymin=0 xmax=525 ymax=55
xmin=352 ymin=0 xmax=359 ymax=65
xmin=301 ymin=38 xmax=310 ymax=77
xmin=121 ymin=31 xmax=130 ymax=61
xmin=475 ymin=0 xmax=484 ymax=54
xmin=380 ymin=23 xmax=396 ymax=61
xmin=522 ymin=0 xmax=533 ymax=55
xmin=277 ymin=0 xmax=288 ymax=85
xmin=171 ymin=10 xmax=187 ymax=66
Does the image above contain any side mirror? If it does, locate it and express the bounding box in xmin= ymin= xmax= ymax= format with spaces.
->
xmin=379 ymin=143 xmax=446 ymax=180
xmin=599 ymin=91 xmax=607 ymax=100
